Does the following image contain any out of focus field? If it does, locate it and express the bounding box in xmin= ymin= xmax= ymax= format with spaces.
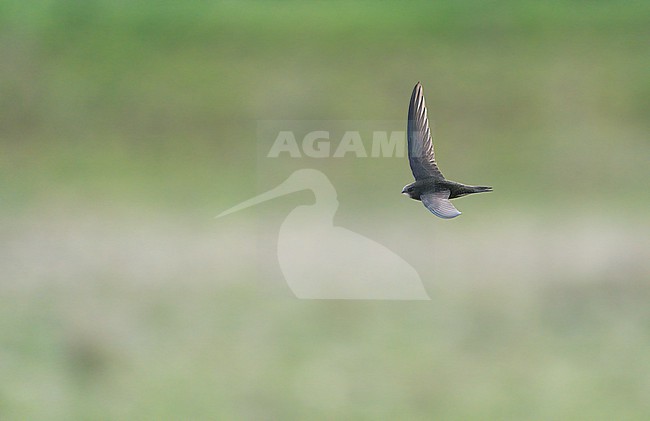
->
xmin=1 ymin=1 xmax=649 ymax=419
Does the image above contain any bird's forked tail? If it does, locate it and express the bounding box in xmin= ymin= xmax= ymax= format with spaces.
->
xmin=472 ymin=185 xmax=493 ymax=193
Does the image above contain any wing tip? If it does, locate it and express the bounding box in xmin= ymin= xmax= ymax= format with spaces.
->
xmin=439 ymin=209 xmax=462 ymax=219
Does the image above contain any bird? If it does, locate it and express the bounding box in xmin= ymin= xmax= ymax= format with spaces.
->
xmin=218 ymin=169 xmax=430 ymax=300
xmin=402 ymin=82 xmax=492 ymax=218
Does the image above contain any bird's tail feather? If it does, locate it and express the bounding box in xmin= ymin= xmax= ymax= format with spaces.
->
xmin=472 ymin=186 xmax=493 ymax=193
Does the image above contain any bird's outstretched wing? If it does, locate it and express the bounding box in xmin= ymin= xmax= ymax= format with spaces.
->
xmin=407 ymin=82 xmax=444 ymax=180
xmin=421 ymin=190 xmax=461 ymax=219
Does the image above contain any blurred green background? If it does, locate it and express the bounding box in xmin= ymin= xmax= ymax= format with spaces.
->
xmin=1 ymin=1 xmax=649 ymax=419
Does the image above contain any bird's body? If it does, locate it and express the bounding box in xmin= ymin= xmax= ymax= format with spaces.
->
xmin=403 ymin=178 xmax=492 ymax=201
xmin=402 ymin=82 xmax=492 ymax=218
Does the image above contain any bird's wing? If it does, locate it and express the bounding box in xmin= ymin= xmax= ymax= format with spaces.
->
xmin=421 ymin=190 xmax=461 ymax=219
xmin=407 ymin=82 xmax=444 ymax=180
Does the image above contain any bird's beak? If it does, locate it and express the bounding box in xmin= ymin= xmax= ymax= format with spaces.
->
xmin=217 ymin=169 xmax=337 ymax=218
xmin=401 ymin=187 xmax=408 ymax=195
xmin=217 ymin=179 xmax=298 ymax=218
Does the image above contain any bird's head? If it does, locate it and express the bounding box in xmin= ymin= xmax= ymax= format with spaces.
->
xmin=401 ymin=184 xmax=417 ymax=199
xmin=217 ymin=169 xmax=337 ymax=218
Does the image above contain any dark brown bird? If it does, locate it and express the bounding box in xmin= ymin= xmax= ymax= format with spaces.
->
xmin=402 ymin=82 xmax=492 ymax=218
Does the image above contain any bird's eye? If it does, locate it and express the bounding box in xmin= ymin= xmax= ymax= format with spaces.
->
xmin=408 ymin=187 xmax=413 ymax=192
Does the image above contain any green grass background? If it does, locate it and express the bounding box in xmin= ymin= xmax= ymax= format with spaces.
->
xmin=1 ymin=1 xmax=649 ymax=419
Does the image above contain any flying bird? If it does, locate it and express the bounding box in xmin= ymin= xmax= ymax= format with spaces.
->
xmin=402 ymin=82 xmax=492 ymax=218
